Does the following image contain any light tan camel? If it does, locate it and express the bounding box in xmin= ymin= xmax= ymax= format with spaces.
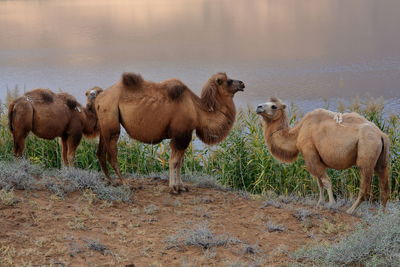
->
xmin=95 ymin=72 xmax=245 ymax=193
xmin=8 ymin=87 xmax=103 ymax=165
xmin=256 ymin=98 xmax=390 ymax=214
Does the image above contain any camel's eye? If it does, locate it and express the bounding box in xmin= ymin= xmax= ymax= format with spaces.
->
xmin=227 ymin=79 xmax=233 ymax=86
xmin=271 ymin=105 xmax=277 ymax=110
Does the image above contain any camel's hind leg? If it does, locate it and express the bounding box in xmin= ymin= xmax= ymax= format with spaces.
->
xmin=169 ymin=134 xmax=191 ymax=194
xmin=375 ymin=136 xmax=390 ymax=210
xmin=376 ymin=167 xmax=390 ymax=209
xmin=347 ymin=135 xmax=383 ymax=214
xmin=346 ymin=167 xmax=374 ymax=214
xmin=10 ymin=100 xmax=33 ymax=158
xmin=13 ymin=131 xmax=29 ymax=158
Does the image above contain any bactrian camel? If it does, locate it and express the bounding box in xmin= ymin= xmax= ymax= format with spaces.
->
xmin=256 ymin=97 xmax=390 ymax=214
xmin=8 ymin=87 xmax=103 ymax=165
xmin=95 ymin=72 xmax=245 ymax=193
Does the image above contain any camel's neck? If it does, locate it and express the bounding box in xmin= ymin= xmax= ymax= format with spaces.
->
xmin=262 ymin=112 xmax=299 ymax=163
xmin=82 ymin=101 xmax=98 ymax=137
xmin=195 ymin=95 xmax=236 ymax=145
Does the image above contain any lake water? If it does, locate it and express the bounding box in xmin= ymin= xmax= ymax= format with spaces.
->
xmin=1 ymin=0 xmax=399 ymax=113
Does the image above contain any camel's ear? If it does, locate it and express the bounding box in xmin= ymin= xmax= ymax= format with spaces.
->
xmin=85 ymin=91 xmax=89 ymax=96
xmin=216 ymin=78 xmax=223 ymax=85
xmin=270 ymin=97 xmax=279 ymax=103
xmin=97 ymin=88 xmax=103 ymax=95
xmin=282 ymin=104 xmax=287 ymax=109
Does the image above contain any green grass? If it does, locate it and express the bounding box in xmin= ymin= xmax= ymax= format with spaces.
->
xmin=1 ymin=97 xmax=399 ymax=199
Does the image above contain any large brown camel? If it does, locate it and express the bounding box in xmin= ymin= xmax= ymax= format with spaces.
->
xmin=95 ymin=72 xmax=245 ymax=193
xmin=8 ymin=87 xmax=103 ymax=165
xmin=256 ymin=98 xmax=390 ymax=214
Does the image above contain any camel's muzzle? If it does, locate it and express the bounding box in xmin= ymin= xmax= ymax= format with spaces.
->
xmin=234 ymin=80 xmax=245 ymax=93
xmin=89 ymin=90 xmax=97 ymax=100
xmin=256 ymin=105 xmax=264 ymax=114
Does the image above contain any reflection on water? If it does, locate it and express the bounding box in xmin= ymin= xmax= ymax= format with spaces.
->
xmin=0 ymin=0 xmax=399 ymax=111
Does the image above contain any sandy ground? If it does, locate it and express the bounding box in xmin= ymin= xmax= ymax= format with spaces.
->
xmin=0 ymin=178 xmax=360 ymax=267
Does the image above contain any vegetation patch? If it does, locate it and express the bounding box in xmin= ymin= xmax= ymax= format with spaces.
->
xmin=0 ymin=159 xmax=41 ymax=190
xmin=293 ymin=206 xmax=400 ymax=266
xmin=1 ymin=96 xmax=398 ymax=199
xmin=85 ymin=239 xmax=112 ymax=256
xmin=293 ymin=209 xmax=318 ymax=221
xmin=266 ymin=221 xmax=286 ymax=233
xmin=0 ymin=189 xmax=19 ymax=206
xmin=165 ymin=222 xmax=241 ymax=250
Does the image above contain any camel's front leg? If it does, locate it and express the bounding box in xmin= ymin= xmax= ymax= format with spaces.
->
xmin=97 ymin=135 xmax=112 ymax=185
xmin=107 ymin=132 xmax=125 ymax=185
xmin=61 ymin=136 xmax=69 ymax=166
xmin=169 ymin=148 xmax=189 ymax=194
xmin=321 ymin=173 xmax=336 ymax=207
xmin=66 ymin=134 xmax=82 ymax=166
xmin=169 ymin=136 xmax=191 ymax=194
xmin=315 ymin=177 xmax=325 ymax=208
xmin=303 ymin=147 xmax=335 ymax=208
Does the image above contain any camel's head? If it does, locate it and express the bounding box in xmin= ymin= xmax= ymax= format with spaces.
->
xmin=85 ymin=86 xmax=103 ymax=102
xmin=201 ymin=72 xmax=245 ymax=111
xmin=256 ymin=97 xmax=287 ymax=120
xmin=214 ymin=72 xmax=245 ymax=96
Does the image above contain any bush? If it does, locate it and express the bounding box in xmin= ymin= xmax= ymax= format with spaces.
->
xmin=292 ymin=206 xmax=400 ymax=266
xmin=165 ymin=222 xmax=241 ymax=250
xmin=44 ymin=167 xmax=132 ymax=202
xmin=0 ymin=159 xmax=41 ymax=190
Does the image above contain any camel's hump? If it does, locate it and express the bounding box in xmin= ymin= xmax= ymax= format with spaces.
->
xmin=165 ymin=80 xmax=187 ymax=101
xmin=122 ymin=72 xmax=144 ymax=87
xmin=25 ymin=89 xmax=55 ymax=103
xmin=58 ymin=92 xmax=80 ymax=111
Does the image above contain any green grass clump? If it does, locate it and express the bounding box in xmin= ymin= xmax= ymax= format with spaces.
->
xmin=1 ymin=97 xmax=399 ymax=199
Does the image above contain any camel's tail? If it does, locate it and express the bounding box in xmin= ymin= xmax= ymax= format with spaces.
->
xmin=375 ymin=135 xmax=391 ymax=207
xmin=8 ymin=97 xmax=34 ymax=134
xmin=8 ymin=101 xmax=16 ymax=133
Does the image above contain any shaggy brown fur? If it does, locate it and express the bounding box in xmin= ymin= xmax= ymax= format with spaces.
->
xmin=8 ymin=87 xmax=103 ymax=165
xmin=95 ymin=72 xmax=244 ymax=192
xmin=256 ymin=98 xmax=390 ymax=214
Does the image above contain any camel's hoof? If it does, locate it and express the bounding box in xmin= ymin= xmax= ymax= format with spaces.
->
xmin=346 ymin=208 xmax=355 ymax=215
xmin=110 ymin=180 xmax=126 ymax=187
xmin=169 ymin=184 xmax=189 ymax=195
xmin=327 ymin=202 xmax=336 ymax=209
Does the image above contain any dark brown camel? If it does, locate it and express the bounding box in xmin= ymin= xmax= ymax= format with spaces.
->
xmin=95 ymin=72 xmax=244 ymax=193
xmin=8 ymin=87 xmax=103 ymax=165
